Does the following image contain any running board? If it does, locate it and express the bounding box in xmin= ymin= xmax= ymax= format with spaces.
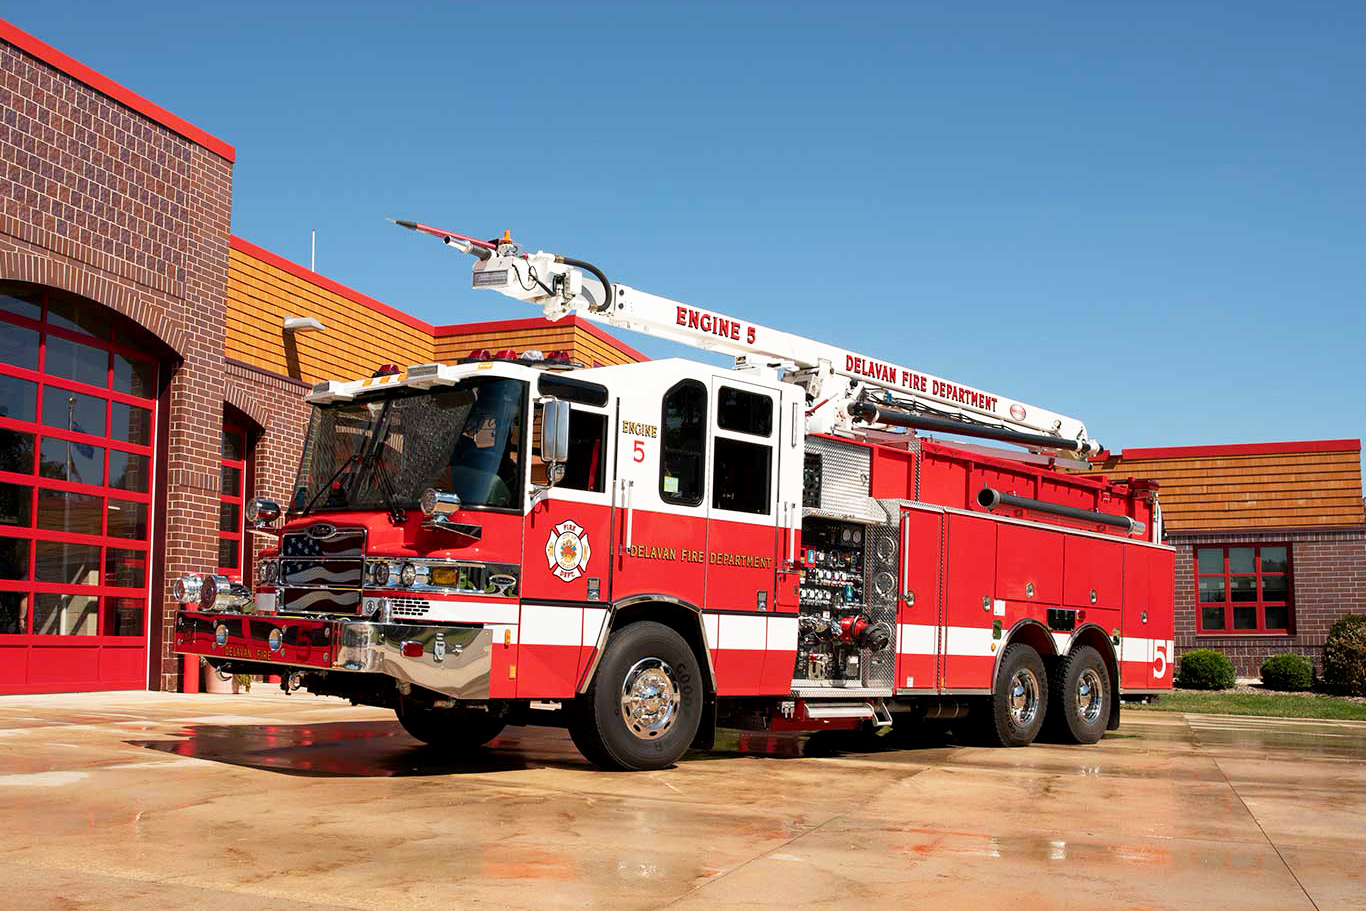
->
xmin=802 ymin=699 xmax=894 ymax=728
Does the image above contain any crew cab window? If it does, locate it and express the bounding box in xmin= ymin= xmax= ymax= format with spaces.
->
xmin=532 ymin=404 xmax=608 ymax=493
xmin=660 ymin=380 xmax=706 ymax=506
xmin=713 ymin=437 xmax=771 ymax=515
xmin=717 ymin=386 xmax=773 ymax=436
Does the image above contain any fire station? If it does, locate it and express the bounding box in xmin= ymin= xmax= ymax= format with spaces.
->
xmin=0 ymin=18 xmax=1361 ymax=699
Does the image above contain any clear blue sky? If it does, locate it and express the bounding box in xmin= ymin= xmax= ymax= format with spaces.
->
xmin=10 ymin=2 xmax=1365 ymax=457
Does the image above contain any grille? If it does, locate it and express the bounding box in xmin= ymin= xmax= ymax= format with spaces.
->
xmin=389 ymin=597 xmax=432 ymax=619
xmin=279 ymin=524 xmax=366 ymax=613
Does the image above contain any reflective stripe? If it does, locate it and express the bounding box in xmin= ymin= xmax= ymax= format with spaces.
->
xmin=718 ymin=613 xmax=767 ymax=651
xmin=898 ymin=623 xmax=937 ymax=655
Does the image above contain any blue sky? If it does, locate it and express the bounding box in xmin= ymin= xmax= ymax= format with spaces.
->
xmin=10 ymin=2 xmax=1365 ymax=456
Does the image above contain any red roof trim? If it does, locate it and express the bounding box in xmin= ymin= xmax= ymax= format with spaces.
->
xmin=1120 ymin=439 xmax=1361 ymax=460
xmin=0 ymin=19 xmax=235 ymax=162
xmin=229 ymin=236 xmax=435 ymax=334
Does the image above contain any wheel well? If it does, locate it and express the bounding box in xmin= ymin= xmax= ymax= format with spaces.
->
xmin=1005 ymin=621 xmax=1058 ymax=664
xmin=1068 ymin=625 xmax=1122 ymax=731
xmin=608 ymin=600 xmax=716 ymax=699
xmin=607 ymin=599 xmax=717 ymax=750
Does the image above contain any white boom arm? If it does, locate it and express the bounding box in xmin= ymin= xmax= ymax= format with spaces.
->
xmin=397 ymin=223 xmax=1100 ymax=456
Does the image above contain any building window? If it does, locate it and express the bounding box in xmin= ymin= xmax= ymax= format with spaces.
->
xmin=218 ymin=423 xmax=248 ymax=576
xmin=1195 ymin=545 xmax=1292 ymax=634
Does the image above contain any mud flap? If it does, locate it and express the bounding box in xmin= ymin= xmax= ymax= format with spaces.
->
xmin=690 ymin=698 xmax=717 ymax=750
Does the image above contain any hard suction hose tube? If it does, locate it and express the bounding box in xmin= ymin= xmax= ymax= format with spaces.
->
xmin=848 ymin=402 xmax=1098 ymax=455
xmin=978 ymin=487 xmax=1146 ymax=537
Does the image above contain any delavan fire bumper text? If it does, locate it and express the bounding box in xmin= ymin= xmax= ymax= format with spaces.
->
xmin=174 ymin=611 xmax=493 ymax=699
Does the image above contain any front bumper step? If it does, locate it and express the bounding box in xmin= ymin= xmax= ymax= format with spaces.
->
xmin=174 ymin=611 xmax=492 ymax=699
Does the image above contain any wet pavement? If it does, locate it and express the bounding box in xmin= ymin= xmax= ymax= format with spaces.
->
xmin=0 ymin=692 xmax=1363 ymax=911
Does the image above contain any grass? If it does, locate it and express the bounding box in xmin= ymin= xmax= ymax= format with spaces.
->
xmin=1129 ymin=689 xmax=1366 ymax=721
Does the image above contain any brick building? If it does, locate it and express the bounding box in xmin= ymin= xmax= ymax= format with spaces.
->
xmin=1089 ymin=441 xmax=1366 ymax=676
xmin=0 ymin=19 xmax=641 ymax=694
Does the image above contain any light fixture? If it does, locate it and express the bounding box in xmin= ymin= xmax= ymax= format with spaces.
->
xmin=283 ymin=317 xmax=325 ymax=332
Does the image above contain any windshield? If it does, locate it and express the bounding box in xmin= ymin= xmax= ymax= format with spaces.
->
xmin=291 ymin=377 xmax=526 ymax=514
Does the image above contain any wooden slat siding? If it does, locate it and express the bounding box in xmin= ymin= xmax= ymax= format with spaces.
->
xmin=432 ymin=325 xmax=641 ymax=367
xmin=227 ymin=250 xmax=434 ymax=383
xmin=1089 ymin=445 xmax=1364 ymax=532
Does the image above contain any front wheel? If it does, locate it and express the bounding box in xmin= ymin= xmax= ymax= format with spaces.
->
xmin=977 ymin=643 xmax=1048 ymax=747
xmin=396 ymin=702 xmax=505 ymax=750
xmin=568 ymin=620 xmax=703 ymax=771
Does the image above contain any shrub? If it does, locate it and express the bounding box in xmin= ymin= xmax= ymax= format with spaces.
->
xmin=1259 ymin=654 xmax=1314 ymax=692
xmin=1174 ymin=649 xmax=1235 ymax=690
xmin=1322 ymin=614 xmax=1366 ymax=696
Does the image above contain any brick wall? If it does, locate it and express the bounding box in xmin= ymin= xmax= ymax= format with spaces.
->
xmin=0 ymin=33 xmax=234 ymax=690
xmin=1172 ymin=528 xmax=1366 ymax=676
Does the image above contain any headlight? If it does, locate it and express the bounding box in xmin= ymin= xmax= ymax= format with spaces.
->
xmin=370 ymin=561 xmax=391 ymax=586
xmin=200 ymin=574 xmax=220 ymax=609
xmin=173 ymin=573 xmax=203 ymax=604
xmin=257 ymin=558 xmax=277 ymax=585
xmin=398 ymin=562 xmax=418 ymax=586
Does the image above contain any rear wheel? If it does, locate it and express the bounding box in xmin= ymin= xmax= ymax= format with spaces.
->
xmin=568 ymin=621 xmax=703 ymax=771
xmin=396 ymin=702 xmax=506 ymax=749
xmin=1047 ymin=645 xmax=1111 ymax=744
xmin=977 ymin=643 xmax=1048 ymax=747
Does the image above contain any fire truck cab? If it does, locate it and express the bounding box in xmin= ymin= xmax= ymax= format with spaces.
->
xmin=173 ymin=227 xmax=1174 ymax=771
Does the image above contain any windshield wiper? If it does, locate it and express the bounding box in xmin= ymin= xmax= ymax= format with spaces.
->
xmin=297 ymin=453 xmax=361 ymax=516
xmin=347 ymin=398 xmax=408 ymax=524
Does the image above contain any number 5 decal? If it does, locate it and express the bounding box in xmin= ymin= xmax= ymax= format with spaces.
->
xmin=633 ymin=440 xmax=646 ymax=463
xmin=1153 ymin=641 xmax=1169 ymax=679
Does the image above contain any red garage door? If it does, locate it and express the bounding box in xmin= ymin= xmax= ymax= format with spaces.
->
xmin=0 ymin=285 xmax=159 ymax=694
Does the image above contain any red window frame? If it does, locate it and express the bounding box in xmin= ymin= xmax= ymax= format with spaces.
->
xmin=218 ymin=422 xmax=249 ymax=578
xmin=1194 ymin=544 xmax=1293 ymax=635
xmin=0 ymin=288 xmax=158 ymax=642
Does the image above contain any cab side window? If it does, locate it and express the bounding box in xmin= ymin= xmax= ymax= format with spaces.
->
xmin=660 ymin=380 xmax=706 ymax=506
xmin=560 ymin=410 xmax=607 ymax=493
xmin=712 ymin=386 xmax=773 ymax=515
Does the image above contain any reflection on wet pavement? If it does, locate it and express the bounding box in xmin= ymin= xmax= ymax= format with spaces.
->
xmin=0 ymin=691 xmax=1363 ymax=911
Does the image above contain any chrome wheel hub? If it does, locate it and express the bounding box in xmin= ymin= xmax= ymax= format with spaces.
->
xmin=620 ymin=658 xmax=681 ymax=740
xmin=1076 ymin=668 xmax=1104 ymax=724
xmin=1008 ymin=668 xmax=1040 ymax=728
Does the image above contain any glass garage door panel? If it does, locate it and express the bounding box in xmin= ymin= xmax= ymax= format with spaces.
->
xmin=0 ymin=287 xmax=158 ymax=694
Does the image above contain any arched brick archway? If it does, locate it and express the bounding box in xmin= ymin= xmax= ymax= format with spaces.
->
xmin=0 ymin=252 xmax=188 ymax=358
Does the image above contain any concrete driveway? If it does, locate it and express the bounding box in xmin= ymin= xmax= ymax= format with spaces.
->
xmin=0 ymin=691 xmax=1362 ymax=911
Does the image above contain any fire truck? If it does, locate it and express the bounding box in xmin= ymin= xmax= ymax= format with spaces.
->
xmin=173 ymin=224 xmax=1174 ymax=771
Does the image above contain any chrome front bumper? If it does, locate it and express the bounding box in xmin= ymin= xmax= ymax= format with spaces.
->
xmin=174 ymin=611 xmax=493 ymax=700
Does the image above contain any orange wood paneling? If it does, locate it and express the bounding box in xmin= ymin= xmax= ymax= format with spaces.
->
xmin=1089 ymin=446 xmax=1364 ymax=532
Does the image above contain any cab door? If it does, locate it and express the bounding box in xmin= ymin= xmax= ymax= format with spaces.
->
xmin=520 ymin=392 xmax=616 ymax=698
xmin=705 ymin=377 xmax=781 ymax=694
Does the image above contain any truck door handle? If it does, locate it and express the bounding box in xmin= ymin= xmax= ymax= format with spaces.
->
xmin=622 ymin=479 xmax=635 ymax=549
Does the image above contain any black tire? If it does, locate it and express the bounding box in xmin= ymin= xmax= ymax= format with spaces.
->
xmin=1046 ymin=645 xmax=1111 ymax=744
xmin=395 ymin=702 xmax=505 ymax=749
xmin=978 ymin=643 xmax=1048 ymax=747
xmin=568 ymin=620 xmax=703 ymax=771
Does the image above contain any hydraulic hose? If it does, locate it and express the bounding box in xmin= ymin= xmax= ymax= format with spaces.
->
xmin=559 ymin=256 xmax=614 ymax=313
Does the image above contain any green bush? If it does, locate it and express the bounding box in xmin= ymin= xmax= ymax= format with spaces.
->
xmin=1174 ymin=648 xmax=1235 ymax=690
xmin=1322 ymin=614 xmax=1366 ymax=696
xmin=1259 ymin=654 xmax=1314 ymax=692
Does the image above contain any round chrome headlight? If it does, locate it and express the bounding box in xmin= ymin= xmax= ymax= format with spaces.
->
xmin=371 ymin=561 xmax=391 ymax=586
xmin=398 ymin=562 xmax=418 ymax=586
xmin=200 ymin=574 xmax=219 ymax=609
xmin=173 ymin=573 xmax=203 ymax=604
xmin=258 ymin=558 xmax=277 ymax=585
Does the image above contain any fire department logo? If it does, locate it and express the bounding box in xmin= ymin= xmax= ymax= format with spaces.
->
xmin=546 ymin=520 xmax=591 ymax=583
xmin=1009 ymin=404 xmax=1027 ymax=421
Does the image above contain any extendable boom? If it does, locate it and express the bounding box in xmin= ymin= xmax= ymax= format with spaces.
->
xmin=396 ymin=221 xmax=1100 ymax=456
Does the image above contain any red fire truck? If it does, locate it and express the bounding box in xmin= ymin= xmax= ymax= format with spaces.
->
xmin=174 ymin=224 xmax=1174 ymax=771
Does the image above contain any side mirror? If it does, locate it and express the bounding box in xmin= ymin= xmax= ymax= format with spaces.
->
xmin=540 ymin=398 xmax=570 ymax=464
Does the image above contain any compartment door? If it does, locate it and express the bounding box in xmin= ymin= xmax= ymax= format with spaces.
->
xmin=897 ymin=507 xmax=942 ymax=692
xmin=1146 ymin=548 xmax=1175 ymax=689
xmin=942 ymin=514 xmax=997 ymax=690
